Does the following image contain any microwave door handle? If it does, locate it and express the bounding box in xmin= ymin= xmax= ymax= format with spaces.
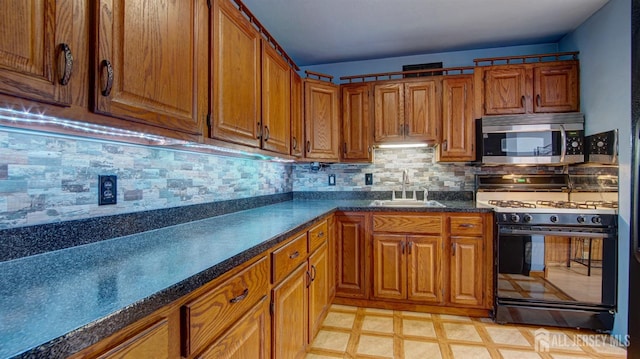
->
xmin=560 ymin=125 xmax=567 ymax=163
xmin=612 ymin=129 xmax=619 ymax=165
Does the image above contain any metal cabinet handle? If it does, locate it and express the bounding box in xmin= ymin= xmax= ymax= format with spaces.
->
xmin=521 ymin=95 xmax=525 ymax=108
xmin=460 ymin=223 xmax=475 ymax=228
xmin=317 ymin=231 xmax=324 ymax=238
xmin=368 ymin=146 xmax=372 ymax=154
xmin=442 ymin=140 xmax=448 ymax=151
xmin=311 ymin=265 xmax=317 ymax=281
xmin=292 ymin=136 xmax=297 ymax=150
xmin=404 ymin=123 xmax=409 ymax=136
xmin=452 ymin=243 xmax=456 ymax=256
xmin=306 ymin=270 xmax=313 ymax=287
xmin=408 ymin=241 xmax=413 ymax=254
xmin=289 ymin=251 xmax=300 ymax=259
xmin=229 ymin=288 xmax=249 ymax=303
xmin=343 ymin=142 xmax=347 ymax=154
xmin=257 ymin=122 xmax=262 ymax=139
xmin=536 ymin=94 xmax=541 ymax=107
xmin=100 ymin=60 xmax=113 ymax=96
xmin=399 ymin=123 xmax=404 ymax=135
xmin=58 ymin=43 xmax=73 ymax=85
xmin=264 ymin=126 xmax=270 ymax=141
xmin=401 ymin=241 xmax=405 ymax=254
xmin=306 ymin=141 xmax=311 ymax=153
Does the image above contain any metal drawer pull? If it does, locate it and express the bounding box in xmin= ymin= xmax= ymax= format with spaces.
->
xmin=58 ymin=43 xmax=73 ymax=85
xmin=100 ymin=59 xmax=114 ymax=96
xmin=317 ymin=231 xmax=324 ymax=238
xmin=229 ymin=288 xmax=249 ymax=303
xmin=459 ymin=224 xmax=475 ymax=228
xmin=289 ymin=251 xmax=300 ymax=259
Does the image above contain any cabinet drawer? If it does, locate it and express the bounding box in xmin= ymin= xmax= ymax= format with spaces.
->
xmin=182 ymin=256 xmax=269 ymax=357
xmin=272 ymin=232 xmax=308 ymax=284
xmin=373 ymin=214 xmax=442 ymax=234
xmin=449 ymin=216 xmax=484 ymax=236
xmin=308 ymin=220 xmax=328 ymax=253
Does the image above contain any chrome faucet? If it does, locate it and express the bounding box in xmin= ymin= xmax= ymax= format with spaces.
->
xmin=401 ymin=169 xmax=409 ymax=199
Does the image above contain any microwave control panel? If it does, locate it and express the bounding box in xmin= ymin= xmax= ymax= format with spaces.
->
xmin=565 ymin=130 xmax=584 ymax=155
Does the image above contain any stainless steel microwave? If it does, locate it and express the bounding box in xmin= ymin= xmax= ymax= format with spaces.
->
xmin=480 ymin=113 xmax=585 ymax=165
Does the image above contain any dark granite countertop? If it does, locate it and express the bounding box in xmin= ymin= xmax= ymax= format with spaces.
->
xmin=0 ymin=199 xmax=489 ymax=359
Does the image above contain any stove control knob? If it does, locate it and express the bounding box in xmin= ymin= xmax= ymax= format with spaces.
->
xmin=577 ymin=216 xmax=586 ymax=224
xmin=522 ymin=214 xmax=533 ymax=223
xmin=510 ymin=214 xmax=520 ymax=223
xmin=550 ymin=215 xmax=559 ymax=223
xmin=592 ymin=216 xmax=602 ymax=224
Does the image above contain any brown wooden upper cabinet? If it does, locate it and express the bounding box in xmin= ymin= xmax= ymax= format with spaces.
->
xmin=439 ymin=75 xmax=475 ymax=162
xmin=374 ymin=79 xmax=441 ymax=144
xmin=211 ymin=0 xmax=262 ymax=147
xmin=304 ymin=79 xmax=340 ymax=161
xmin=210 ymin=0 xmax=292 ymax=155
xmin=341 ymin=83 xmax=372 ymax=162
xmin=261 ymin=41 xmax=291 ymax=154
xmin=481 ymin=61 xmax=579 ymax=115
xmin=94 ymin=0 xmax=208 ymax=136
xmin=0 ymin=0 xmax=73 ymax=106
xmin=290 ymin=70 xmax=304 ymax=157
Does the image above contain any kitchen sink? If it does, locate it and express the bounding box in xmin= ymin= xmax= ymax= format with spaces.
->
xmin=370 ymin=199 xmax=446 ymax=208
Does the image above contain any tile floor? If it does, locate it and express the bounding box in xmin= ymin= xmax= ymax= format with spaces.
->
xmin=306 ymin=305 xmax=627 ymax=359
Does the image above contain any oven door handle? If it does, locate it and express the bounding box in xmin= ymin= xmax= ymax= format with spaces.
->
xmin=560 ymin=124 xmax=567 ymax=163
xmin=499 ymin=227 xmax=613 ymax=238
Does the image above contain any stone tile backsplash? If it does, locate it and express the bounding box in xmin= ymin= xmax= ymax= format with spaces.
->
xmin=292 ymin=147 xmax=476 ymax=192
xmin=0 ymin=130 xmax=292 ymax=229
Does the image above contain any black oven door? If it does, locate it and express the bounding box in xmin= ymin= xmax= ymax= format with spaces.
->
xmin=497 ymin=225 xmax=616 ymax=306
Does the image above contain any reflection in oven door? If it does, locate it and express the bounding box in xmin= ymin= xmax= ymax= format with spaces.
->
xmin=498 ymin=231 xmax=615 ymax=306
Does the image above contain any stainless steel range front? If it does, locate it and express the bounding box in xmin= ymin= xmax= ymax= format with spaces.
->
xmin=476 ymin=174 xmax=618 ymax=331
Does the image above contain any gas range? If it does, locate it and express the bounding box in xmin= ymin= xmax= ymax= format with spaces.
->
xmin=475 ymin=174 xmax=618 ymax=227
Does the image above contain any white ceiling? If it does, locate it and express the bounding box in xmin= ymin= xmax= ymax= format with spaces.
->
xmin=241 ymin=0 xmax=610 ymax=66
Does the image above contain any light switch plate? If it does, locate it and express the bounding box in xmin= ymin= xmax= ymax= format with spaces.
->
xmin=328 ymin=174 xmax=336 ymax=186
xmin=365 ymin=173 xmax=373 ymax=185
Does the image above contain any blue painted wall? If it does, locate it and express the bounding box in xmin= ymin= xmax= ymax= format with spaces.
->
xmin=559 ymin=0 xmax=631 ymax=337
xmin=301 ymin=43 xmax=558 ymax=82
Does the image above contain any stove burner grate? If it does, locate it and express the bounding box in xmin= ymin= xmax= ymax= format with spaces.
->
xmin=488 ymin=200 xmax=537 ymax=208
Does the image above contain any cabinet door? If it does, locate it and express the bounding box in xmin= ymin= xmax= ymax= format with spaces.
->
xmin=405 ymin=80 xmax=440 ymax=142
xmin=304 ymin=79 xmax=340 ymax=161
xmin=272 ymin=264 xmax=308 ymax=359
xmin=290 ymin=70 xmax=304 ymax=157
xmin=196 ymin=298 xmax=270 ymax=359
xmin=327 ymin=215 xmax=336 ymax=299
xmin=95 ymin=0 xmax=207 ymax=135
xmin=0 ymin=0 xmax=72 ymax=105
xmin=261 ymin=42 xmax=290 ymax=154
xmin=483 ymin=66 xmax=528 ymax=115
xmin=335 ymin=213 xmax=368 ymax=299
xmin=372 ymin=235 xmax=406 ymax=300
xmin=211 ymin=0 xmax=261 ymax=146
xmin=440 ymin=75 xmax=475 ymax=162
xmin=308 ymin=242 xmax=329 ymax=343
xmin=342 ymin=84 xmax=372 ymax=162
xmin=97 ymin=319 xmax=169 ymax=359
xmin=533 ymin=63 xmax=579 ymax=113
xmin=449 ymin=237 xmax=483 ymax=307
xmin=374 ymin=83 xmax=404 ymax=142
xmin=407 ymin=236 xmax=442 ymax=303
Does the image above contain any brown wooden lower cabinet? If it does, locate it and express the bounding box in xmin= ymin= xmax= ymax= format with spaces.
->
xmin=272 ymin=263 xmax=309 ymax=359
xmin=195 ymin=297 xmax=270 ymax=359
xmin=95 ymin=319 xmax=170 ymax=359
xmin=308 ymin=241 xmax=329 ymax=342
xmin=335 ymin=212 xmax=369 ymax=299
xmin=68 ymin=212 xmax=492 ymax=359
